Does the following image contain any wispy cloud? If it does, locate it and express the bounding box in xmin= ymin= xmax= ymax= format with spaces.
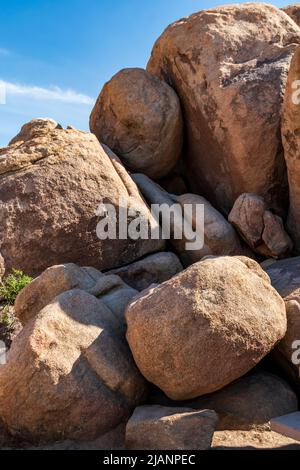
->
xmin=0 ymin=48 xmax=9 ymax=55
xmin=0 ymin=80 xmax=94 ymax=105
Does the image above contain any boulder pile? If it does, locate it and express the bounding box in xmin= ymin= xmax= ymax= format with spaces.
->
xmin=1 ymin=2 xmax=300 ymax=450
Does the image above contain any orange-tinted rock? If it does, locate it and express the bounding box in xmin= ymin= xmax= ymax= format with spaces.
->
xmin=147 ymin=4 xmax=300 ymax=213
xmin=90 ymin=68 xmax=183 ymax=179
xmin=0 ymin=120 xmax=164 ymax=276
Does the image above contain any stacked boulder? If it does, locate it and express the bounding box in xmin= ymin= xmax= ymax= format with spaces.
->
xmin=0 ymin=119 xmax=164 ymax=276
xmin=2 ymin=2 xmax=300 ymax=450
xmin=0 ymin=264 xmax=147 ymax=442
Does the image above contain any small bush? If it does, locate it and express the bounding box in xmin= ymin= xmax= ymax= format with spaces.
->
xmin=0 ymin=269 xmax=32 ymax=304
xmin=0 ymin=305 xmax=11 ymax=327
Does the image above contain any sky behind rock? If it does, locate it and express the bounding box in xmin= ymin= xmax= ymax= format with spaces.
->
xmin=0 ymin=0 xmax=289 ymax=146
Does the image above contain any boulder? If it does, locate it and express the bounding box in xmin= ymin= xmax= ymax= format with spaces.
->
xmin=0 ymin=289 xmax=147 ymax=442
xmin=175 ymin=193 xmax=246 ymax=259
xmin=282 ymin=45 xmax=300 ymax=250
xmin=277 ymin=294 xmax=300 ymax=384
xmin=147 ymin=3 xmax=300 ymax=214
xmin=108 ymin=252 xmax=183 ymax=291
xmin=15 ymin=263 xmax=104 ymax=325
xmin=156 ymin=171 xmax=187 ymax=195
xmin=87 ymin=274 xmax=138 ymax=332
xmin=133 ymin=173 xmax=245 ymax=266
xmin=187 ymin=371 xmax=298 ymax=431
xmin=229 ymin=194 xmax=292 ymax=259
xmin=264 ymin=256 xmax=300 ymax=298
xmin=125 ymin=405 xmax=218 ymax=450
xmin=15 ymin=264 xmax=138 ymax=331
xmin=282 ymin=5 xmax=300 ymax=26
xmin=262 ymin=210 xmax=293 ymax=259
xmin=0 ymin=119 xmax=164 ymax=276
xmin=0 ymin=254 xmax=4 ymax=279
xmin=90 ymin=68 xmax=183 ymax=179
xmin=264 ymin=257 xmax=300 ymax=392
xmin=126 ymin=256 xmax=286 ymax=400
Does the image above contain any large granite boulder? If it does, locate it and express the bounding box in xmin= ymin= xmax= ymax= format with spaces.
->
xmin=126 ymin=256 xmax=286 ymax=400
xmin=147 ymin=4 xmax=300 ymax=214
xmin=90 ymin=68 xmax=183 ymax=179
xmin=0 ymin=119 xmax=163 ymax=276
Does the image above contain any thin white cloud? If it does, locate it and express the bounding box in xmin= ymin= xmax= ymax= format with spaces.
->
xmin=0 ymin=48 xmax=9 ymax=55
xmin=0 ymin=80 xmax=94 ymax=105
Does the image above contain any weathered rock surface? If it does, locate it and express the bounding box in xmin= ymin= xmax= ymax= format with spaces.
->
xmin=264 ymin=256 xmax=300 ymax=299
xmin=157 ymin=171 xmax=187 ymax=195
xmin=0 ymin=119 xmax=164 ymax=276
xmin=264 ymin=256 xmax=300 ymax=391
xmin=133 ymin=173 xmax=245 ymax=266
xmin=282 ymin=4 xmax=300 ymax=26
xmin=187 ymin=371 xmax=298 ymax=431
xmin=0 ymin=289 xmax=147 ymax=442
xmin=0 ymin=254 xmax=4 ymax=279
xmin=282 ymin=45 xmax=300 ymax=250
xmin=176 ymin=193 xmax=245 ymax=259
xmin=90 ymin=68 xmax=183 ymax=179
xmin=126 ymin=256 xmax=286 ymax=400
xmin=277 ymin=294 xmax=300 ymax=384
xmin=147 ymin=3 xmax=300 ymax=214
xmin=88 ymin=274 xmax=138 ymax=333
xmin=15 ymin=263 xmax=138 ymax=331
xmin=15 ymin=263 xmax=104 ymax=325
xmin=125 ymin=405 xmax=218 ymax=450
xmin=229 ymin=194 xmax=292 ymax=259
xmin=109 ymin=252 xmax=183 ymax=291
xmin=212 ymin=429 xmax=300 ymax=450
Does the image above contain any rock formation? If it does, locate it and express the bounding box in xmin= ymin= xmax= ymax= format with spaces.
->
xmin=90 ymin=68 xmax=183 ymax=179
xmin=147 ymin=3 xmax=300 ymax=213
xmin=229 ymin=193 xmax=293 ymax=259
xmin=0 ymin=119 xmax=164 ymax=276
xmin=126 ymin=256 xmax=286 ymax=400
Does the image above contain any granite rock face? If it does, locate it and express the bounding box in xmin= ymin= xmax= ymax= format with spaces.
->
xmin=126 ymin=256 xmax=286 ymax=400
xmin=0 ymin=119 xmax=164 ymax=276
xmin=90 ymin=68 xmax=183 ymax=179
xmin=147 ymin=3 xmax=300 ymax=213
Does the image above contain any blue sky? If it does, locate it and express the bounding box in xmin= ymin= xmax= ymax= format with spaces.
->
xmin=0 ymin=0 xmax=290 ymax=146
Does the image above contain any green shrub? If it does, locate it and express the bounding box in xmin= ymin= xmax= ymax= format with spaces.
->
xmin=0 ymin=305 xmax=11 ymax=327
xmin=0 ymin=269 xmax=32 ymax=304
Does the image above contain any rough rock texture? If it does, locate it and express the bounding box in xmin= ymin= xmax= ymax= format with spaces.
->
xmin=88 ymin=274 xmax=138 ymax=333
xmin=175 ymin=193 xmax=246 ymax=258
xmin=0 ymin=254 xmax=4 ymax=279
xmin=277 ymin=294 xmax=300 ymax=383
xmin=264 ymin=256 xmax=300 ymax=391
xmin=282 ymin=4 xmax=300 ymax=26
xmin=126 ymin=256 xmax=286 ymax=400
xmin=109 ymin=252 xmax=183 ymax=291
xmin=15 ymin=263 xmax=104 ymax=325
xmin=282 ymin=45 xmax=300 ymax=250
xmin=125 ymin=405 xmax=218 ymax=450
xmin=15 ymin=264 xmax=138 ymax=331
xmin=133 ymin=173 xmax=245 ymax=266
xmin=187 ymin=371 xmax=298 ymax=431
xmin=264 ymin=256 xmax=300 ymax=299
xmin=0 ymin=119 xmax=164 ymax=276
xmin=229 ymin=193 xmax=293 ymax=258
xmin=147 ymin=3 xmax=300 ymax=214
xmin=212 ymin=429 xmax=300 ymax=450
xmin=157 ymin=171 xmax=187 ymax=195
xmin=0 ymin=289 xmax=147 ymax=442
xmin=90 ymin=68 xmax=183 ymax=179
